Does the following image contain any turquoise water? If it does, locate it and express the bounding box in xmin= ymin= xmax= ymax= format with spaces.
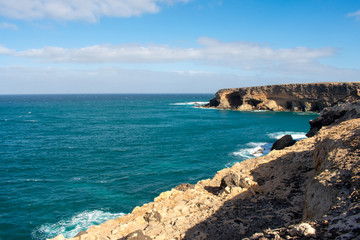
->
xmin=0 ymin=94 xmax=317 ymax=240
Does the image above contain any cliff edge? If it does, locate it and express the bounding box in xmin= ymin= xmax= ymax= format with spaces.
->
xmin=205 ymin=82 xmax=360 ymax=112
xmin=50 ymin=84 xmax=360 ymax=240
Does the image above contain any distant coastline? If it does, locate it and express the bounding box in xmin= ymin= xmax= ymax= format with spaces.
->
xmin=204 ymin=82 xmax=360 ymax=112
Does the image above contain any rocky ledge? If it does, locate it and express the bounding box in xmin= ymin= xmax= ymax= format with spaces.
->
xmin=204 ymin=82 xmax=360 ymax=112
xmin=51 ymin=85 xmax=360 ymax=240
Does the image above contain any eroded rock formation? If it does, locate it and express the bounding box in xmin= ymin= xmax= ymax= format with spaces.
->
xmin=306 ymin=92 xmax=360 ymax=137
xmin=205 ymin=82 xmax=360 ymax=112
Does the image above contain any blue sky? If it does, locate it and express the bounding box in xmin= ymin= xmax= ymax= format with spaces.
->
xmin=0 ymin=0 xmax=359 ymax=94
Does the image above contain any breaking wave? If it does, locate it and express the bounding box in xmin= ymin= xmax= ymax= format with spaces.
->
xmin=170 ymin=101 xmax=208 ymax=106
xmin=33 ymin=210 xmax=124 ymax=239
xmin=267 ymin=131 xmax=307 ymax=140
xmin=232 ymin=142 xmax=272 ymax=160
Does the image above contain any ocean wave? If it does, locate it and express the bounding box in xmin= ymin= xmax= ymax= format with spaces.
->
xmin=252 ymin=110 xmax=269 ymax=112
xmin=33 ymin=210 xmax=124 ymax=239
xmin=170 ymin=101 xmax=208 ymax=106
xmin=232 ymin=142 xmax=272 ymax=160
xmin=267 ymin=131 xmax=307 ymax=140
xmin=24 ymin=120 xmax=38 ymax=122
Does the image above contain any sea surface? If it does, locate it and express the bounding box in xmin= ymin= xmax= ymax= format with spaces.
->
xmin=0 ymin=94 xmax=317 ymax=240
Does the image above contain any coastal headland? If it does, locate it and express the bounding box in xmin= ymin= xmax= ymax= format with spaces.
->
xmin=204 ymin=82 xmax=360 ymax=112
xmin=51 ymin=82 xmax=360 ymax=240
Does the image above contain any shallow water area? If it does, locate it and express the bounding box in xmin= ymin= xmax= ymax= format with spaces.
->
xmin=0 ymin=94 xmax=317 ymax=239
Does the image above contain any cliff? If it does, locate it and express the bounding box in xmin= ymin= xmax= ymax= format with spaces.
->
xmin=51 ymin=85 xmax=360 ymax=240
xmin=205 ymin=82 xmax=360 ymax=112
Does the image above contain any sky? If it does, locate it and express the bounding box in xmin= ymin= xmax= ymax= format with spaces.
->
xmin=0 ymin=0 xmax=359 ymax=94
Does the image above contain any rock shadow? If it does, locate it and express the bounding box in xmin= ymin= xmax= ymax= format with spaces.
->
xmin=184 ymin=149 xmax=314 ymax=240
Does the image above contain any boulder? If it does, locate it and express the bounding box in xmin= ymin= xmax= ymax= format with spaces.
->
xmin=143 ymin=211 xmax=161 ymax=223
xmin=126 ymin=230 xmax=152 ymax=240
xmin=271 ymin=135 xmax=296 ymax=151
xmin=220 ymin=173 xmax=252 ymax=189
xmin=220 ymin=174 xmax=240 ymax=189
xmin=174 ymin=183 xmax=195 ymax=191
xmin=289 ymin=223 xmax=316 ymax=237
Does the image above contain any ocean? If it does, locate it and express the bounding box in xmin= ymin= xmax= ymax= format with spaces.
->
xmin=0 ymin=94 xmax=317 ymax=240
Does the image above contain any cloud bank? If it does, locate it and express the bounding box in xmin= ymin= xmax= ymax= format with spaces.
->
xmin=0 ymin=0 xmax=189 ymax=22
xmin=4 ymin=37 xmax=335 ymax=69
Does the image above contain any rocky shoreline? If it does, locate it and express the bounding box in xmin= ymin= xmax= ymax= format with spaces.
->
xmin=204 ymin=82 xmax=360 ymax=112
xmin=51 ymin=83 xmax=360 ymax=240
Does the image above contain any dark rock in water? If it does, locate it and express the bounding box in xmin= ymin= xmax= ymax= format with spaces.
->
xmin=174 ymin=183 xmax=195 ymax=191
xmin=220 ymin=174 xmax=240 ymax=189
xmin=126 ymin=230 xmax=152 ymax=240
xmin=271 ymin=135 xmax=296 ymax=151
xmin=144 ymin=211 xmax=161 ymax=223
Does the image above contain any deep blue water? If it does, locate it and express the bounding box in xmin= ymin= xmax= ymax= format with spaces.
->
xmin=0 ymin=94 xmax=317 ymax=240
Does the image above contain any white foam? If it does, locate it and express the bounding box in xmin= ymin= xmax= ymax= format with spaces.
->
xmin=232 ymin=142 xmax=272 ymax=160
xmin=34 ymin=210 xmax=124 ymax=239
xmin=170 ymin=101 xmax=208 ymax=106
xmin=252 ymin=110 xmax=269 ymax=112
xmin=267 ymin=131 xmax=307 ymax=140
xmin=70 ymin=177 xmax=82 ymax=181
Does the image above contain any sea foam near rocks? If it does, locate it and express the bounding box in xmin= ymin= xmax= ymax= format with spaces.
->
xmin=32 ymin=210 xmax=124 ymax=239
xmin=267 ymin=131 xmax=307 ymax=140
xmin=170 ymin=102 xmax=208 ymax=106
xmin=232 ymin=142 xmax=272 ymax=159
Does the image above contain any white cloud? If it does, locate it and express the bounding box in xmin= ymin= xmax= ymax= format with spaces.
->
xmin=0 ymin=0 xmax=189 ymax=22
xmin=0 ymin=45 xmax=14 ymax=54
xmin=12 ymin=37 xmax=335 ymax=68
xmin=196 ymin=37 xmax=334 ymax=67
xmin=0 ymin=21 xmax=18 ymax=30
xmin=348 ymin=10 xmax=360 ymax=20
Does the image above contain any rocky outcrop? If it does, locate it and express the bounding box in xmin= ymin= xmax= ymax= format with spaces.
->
xmin=271 ymin=134 xmax=296 ymax=150
xmin=50 ymin=91 xmax=360 ymax=240
xmin=306 ymin=92 xmax=360 ymax=137
xmin=205 ymin=82 xmax=360 ymax=112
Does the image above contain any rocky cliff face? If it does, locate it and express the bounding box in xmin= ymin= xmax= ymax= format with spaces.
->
xmin=50 ymin=85 xmax=360 ymax=240
xmin=205 ymin=82 xmax=360 ymax=112
xmin=306 ymin=92 xmax=360 ymax=137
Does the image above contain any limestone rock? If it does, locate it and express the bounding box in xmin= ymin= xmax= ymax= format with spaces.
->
xmin=271 ymin=134 xmax=296 ymax=151
xmin=126 ymin=230 xmax=152 ymax=240
xmin=51 ymin=235 xmax=66 ymax=240
xmin=220 ymin=173 xmax=240 ymax=188
xmin=306 ymin=94 xmax=360 ymax=137
xmin=144 ymin=211 xmax=161 ymax=223
xmin=174 ymin=183 xmax=195 ymax=192
xmin=289 ymin=223 xmax=316 ymax=237
xmin=204 ymin=82 xmax=360 ymax=112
